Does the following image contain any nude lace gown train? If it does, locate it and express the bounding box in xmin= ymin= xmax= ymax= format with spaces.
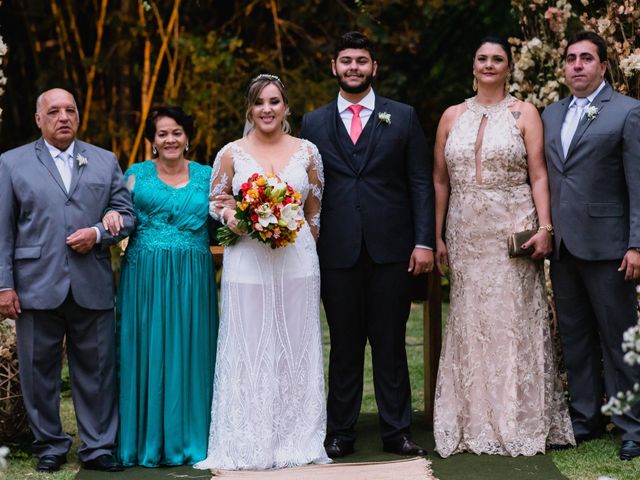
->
xmin=433 ymin=95 xmax=575 ymax=457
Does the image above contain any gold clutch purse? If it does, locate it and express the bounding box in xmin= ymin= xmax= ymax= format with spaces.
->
xmin=507 ymin=229 xmax=536 ymax=258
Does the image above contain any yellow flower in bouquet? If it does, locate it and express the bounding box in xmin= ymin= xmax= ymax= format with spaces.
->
xmin=217 ymin=173 xmax=305 ymax=249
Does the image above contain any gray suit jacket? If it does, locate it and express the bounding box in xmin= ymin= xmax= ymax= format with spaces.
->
xmin=542 ymin=83 xmax=640 ymax=260
xmin=0 ymin=138 xmax=135 ymax=310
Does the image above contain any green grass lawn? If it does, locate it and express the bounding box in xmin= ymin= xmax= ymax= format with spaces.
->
xmin=3 ymin=301 xmax=640 ymax=479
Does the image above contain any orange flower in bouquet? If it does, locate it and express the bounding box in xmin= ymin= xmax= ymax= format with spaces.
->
xmin=217 ymin=173 xmax=305 ymax=249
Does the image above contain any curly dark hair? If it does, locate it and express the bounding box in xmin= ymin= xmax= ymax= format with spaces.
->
xmin=334 ymin=31 xmax=376 ymax=62
xmin=144 ymin=106 xmax=195 ymax=157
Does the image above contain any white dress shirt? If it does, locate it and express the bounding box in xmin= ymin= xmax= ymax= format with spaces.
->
xmin=337 ymin=88 xmax=376 ymax=134
xmin=561 ymin=80 xmax=606 ymax=156
xmin=44 ymin=139 xmax=75 ymax=190
xmin=335 ymin=89 xmax=431 ymax=251
xmin=43 ymin=139 xmax=101 ymax=243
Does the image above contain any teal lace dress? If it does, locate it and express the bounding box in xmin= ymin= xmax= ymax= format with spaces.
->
xmin=116 ymin=160 xmax=218 ymax=466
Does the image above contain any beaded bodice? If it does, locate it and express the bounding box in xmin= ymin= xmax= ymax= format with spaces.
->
xmin=125 ymin=160 xmax=211 ymax=254
xmin=444 ymin=94 xmax=527 ymax=190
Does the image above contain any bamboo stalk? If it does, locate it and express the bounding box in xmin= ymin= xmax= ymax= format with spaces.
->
xmin=165 ymin=20 xmax=181 ymax=100
xmin=269 ymin=0 xmax=285 ymax=71
xmin=50 ymin=0 xmax=79 ymax=88
xmin=128 ymin=0 xmax=181 ymax=166
xmin=64 ymin=0 xmax=86 ymax=65
xmin=80 ymin=0 xmax=108 ymax=133
xmin=139 ymin=0 xmax=151 ymax=162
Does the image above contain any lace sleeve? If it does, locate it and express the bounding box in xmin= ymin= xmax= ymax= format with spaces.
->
xmin=209 ymin=145 xmax=234 ymax=221
xmin=303 ymin=141 xmax=324 ymax=241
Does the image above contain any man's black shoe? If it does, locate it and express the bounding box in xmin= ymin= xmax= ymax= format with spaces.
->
xmin=324 ymin=437 xmax=355 ymax=458
xmin=36 ymin=455 xmax=67 ymax=472
xmin=383 ymin=434 xmax=427 ymax=456
xmin=82 ymin=454 xmax=124 ymax=472
xmin=619 ymin=440 xmax=640 ymax=461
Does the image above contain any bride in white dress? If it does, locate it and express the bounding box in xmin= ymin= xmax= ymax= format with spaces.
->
xmin=194 ymin=74 xmax=330 ymax=470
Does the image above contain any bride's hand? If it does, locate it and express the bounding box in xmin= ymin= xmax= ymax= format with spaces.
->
xmin=223 ymin=209 xmax=245 ymax=236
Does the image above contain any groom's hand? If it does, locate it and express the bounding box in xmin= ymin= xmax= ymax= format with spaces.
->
xmin=66 ymin=227 xmax=97 ymax=254
xmin=0 ymin=289 xmax=21 ymax=319
xmin=408 ymin=248 xmax=434 ymax=276
xmin=619 ymin=249 xmax=640 ymax=281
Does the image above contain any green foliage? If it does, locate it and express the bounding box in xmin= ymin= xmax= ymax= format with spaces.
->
xmin=552 ymin=435 xmax=640 ymax=480
xmin=0 ymin=0 xmax=518 ymax=164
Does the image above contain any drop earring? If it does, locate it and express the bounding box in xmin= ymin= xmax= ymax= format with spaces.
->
xmin=152 ymin=146 xmax=158 ymax=156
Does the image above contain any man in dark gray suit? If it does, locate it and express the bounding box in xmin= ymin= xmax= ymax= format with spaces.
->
xmin=542 ymin=31 xmax=640 ymax=460
xmin=300 ymin=32 xmax=434 ymax=458
xmin=0 ymin=88 xmax=134 ymax=472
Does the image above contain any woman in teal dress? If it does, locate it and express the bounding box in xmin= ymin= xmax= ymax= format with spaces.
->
xmin=103 ymin=106 xmax=218 ymax=467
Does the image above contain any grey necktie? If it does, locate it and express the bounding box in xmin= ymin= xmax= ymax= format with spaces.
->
xmin=57 ymin=151 xmax=73 ymax=192
xmin=561 ymin=97 xmax=589 ymax=158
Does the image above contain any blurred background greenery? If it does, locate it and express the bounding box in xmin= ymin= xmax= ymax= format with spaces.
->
xmin=0 ymin=0 xmax=518 ymax=166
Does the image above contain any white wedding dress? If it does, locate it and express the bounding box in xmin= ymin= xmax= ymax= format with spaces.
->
xmin=194 ymin=139 xmax=330 ymax=470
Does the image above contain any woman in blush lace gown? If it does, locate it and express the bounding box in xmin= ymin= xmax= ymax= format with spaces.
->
xmin=432 ymin=37 xmax=575 ymax=457
xmin=194 ymin=74 xmax=330 ymax=471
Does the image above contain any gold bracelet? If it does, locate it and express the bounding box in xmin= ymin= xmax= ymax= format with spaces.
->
xmin=537 ymin=224 xmax=554 ymax=234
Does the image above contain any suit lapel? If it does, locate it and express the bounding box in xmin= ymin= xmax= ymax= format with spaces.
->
xmin=68 ymin=142 xmax=86 ymax=197
xmin=358 ymin=96 xmax=388 ymax=174
xmin=327 ymin=101 xmax=359 ymax=174
xmin=565 ymin=84 xmax=612 ymax=162
xmin=35 ymin=138 xmax=68 ymax=195
xmin=546 ymin=98 xmax=571 ymax=173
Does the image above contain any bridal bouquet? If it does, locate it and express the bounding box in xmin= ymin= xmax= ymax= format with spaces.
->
xmin=217 ymin=173 xmax=305 ymax=249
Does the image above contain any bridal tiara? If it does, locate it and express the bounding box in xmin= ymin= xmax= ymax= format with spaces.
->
xmin=252 ymin=73 xmax=284 ymax=84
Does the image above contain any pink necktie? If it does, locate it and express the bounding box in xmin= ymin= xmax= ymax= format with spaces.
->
xmin=348 ymin=104 xmax=364 ymax=144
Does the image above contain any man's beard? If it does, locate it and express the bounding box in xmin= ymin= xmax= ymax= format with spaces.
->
xmin=337 ymin=72 xmax=374 ymax=94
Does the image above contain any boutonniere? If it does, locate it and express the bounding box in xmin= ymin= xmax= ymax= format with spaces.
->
xmin=586 ymin=106 xmax=599 ymax=120
xmin=76 ymin=153 xmax=88 ymax=167
xmin=377 ymin=111 xmax=391 ymax=126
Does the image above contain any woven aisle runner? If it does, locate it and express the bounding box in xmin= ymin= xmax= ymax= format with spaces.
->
xmin=211 ymin=458 xmax=433 ymax=479
xmin=74 ymin=414 xmax=566 ymax=480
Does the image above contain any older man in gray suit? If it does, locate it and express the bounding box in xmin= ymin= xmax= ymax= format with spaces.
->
xmin=542 ymin=31 xmax=640 ymax=460
xmin=0 ymin=88 xmax=134 ymax=472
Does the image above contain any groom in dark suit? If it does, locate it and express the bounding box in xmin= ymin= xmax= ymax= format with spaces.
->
xmin=300 ymin=32 xmax=434 ymax=458
xmin=0 ymin=88 xmax=134 ymax=472
xmin=542 ymin=31 xmax=640 ymax=460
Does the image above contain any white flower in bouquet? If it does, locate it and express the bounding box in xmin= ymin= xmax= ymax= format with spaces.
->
xmin=267 ymin=176 xmax=287 ymax=196
xmin=279 ymin=203 xmax=304 ymax=230
xmin=256 ymin=203 xmax=277 ymax=227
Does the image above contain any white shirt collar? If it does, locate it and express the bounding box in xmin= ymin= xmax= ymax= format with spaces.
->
xmin=571 ymin=80 xmax=606 ymax=107
xmin=337 ymin=88 xmax=376 ymax=113
xmin=43 ymin=138 xmax=75 ymax=160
